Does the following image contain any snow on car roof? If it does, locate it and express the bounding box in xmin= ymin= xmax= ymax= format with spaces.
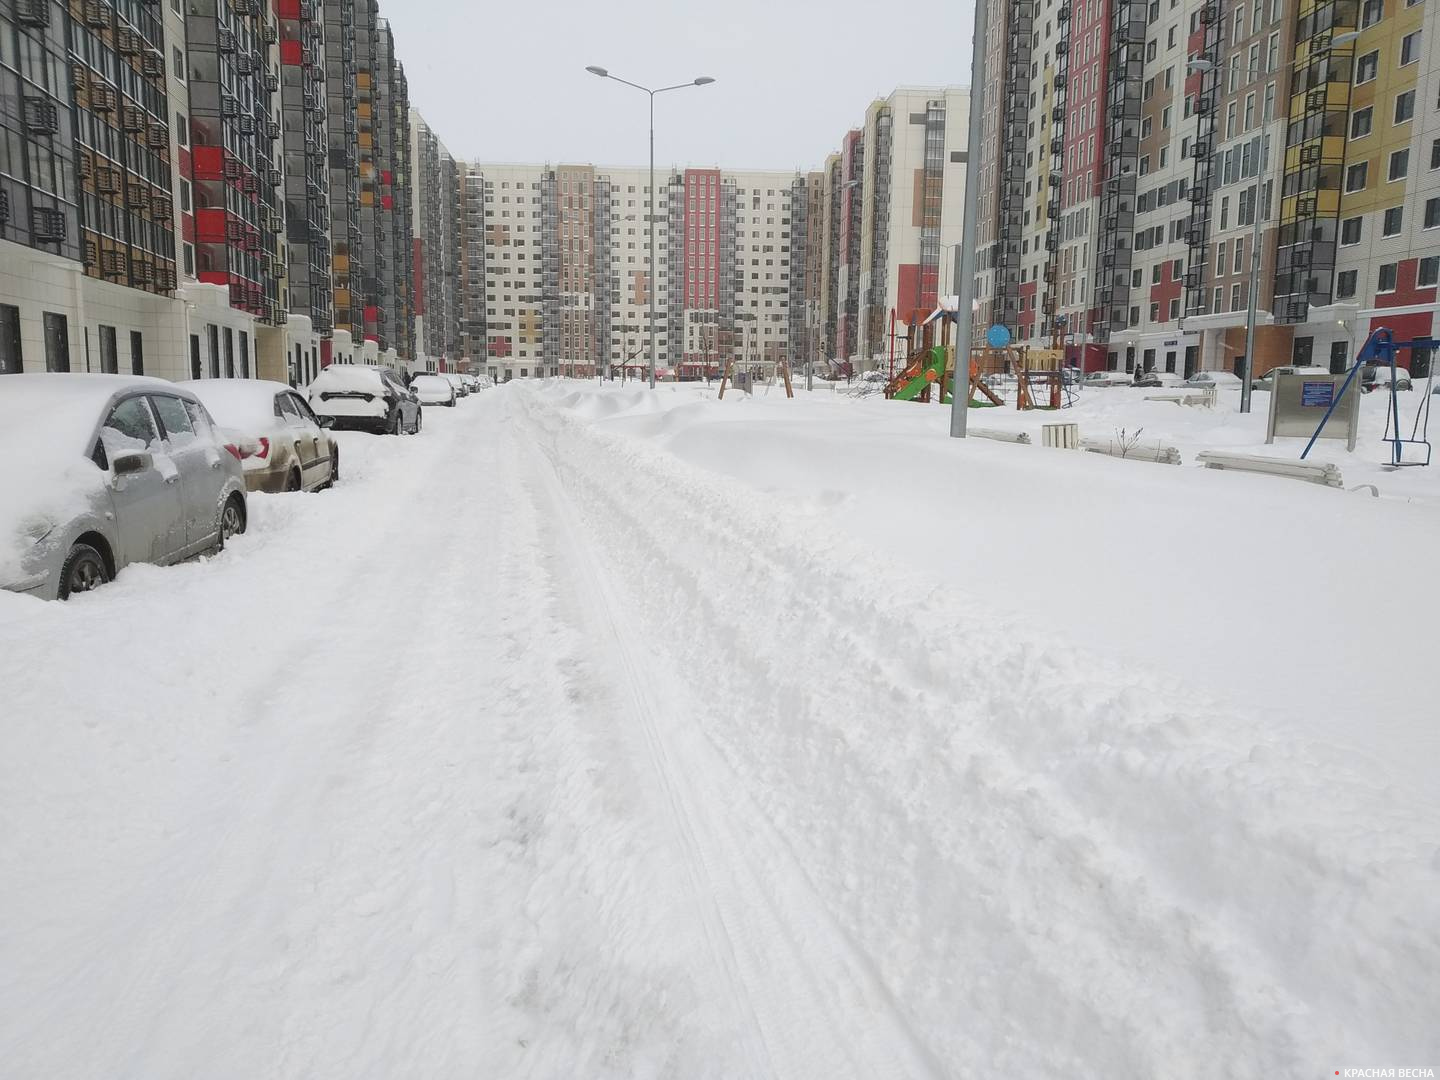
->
xmin=308 ymin=364 xmax=390 ymax=393
xmin=412 ymin=374 xmax=450 ymax=385
xmin=179 ymin=378 xmax=290 ymax=426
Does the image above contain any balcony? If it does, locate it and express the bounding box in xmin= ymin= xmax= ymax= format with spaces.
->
xmin=141 ymin=50 xmax=165 ymax=78
xmin=121 ymin=103 xmax=146 ymax=132
xmin=81 ymin=0 xmax=108 ymax=29
xmin=116 ymin=27 xmax=142 ymax=55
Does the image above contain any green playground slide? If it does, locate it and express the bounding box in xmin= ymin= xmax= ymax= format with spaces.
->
xmin=892 ymin=346 xmax=947 ymax=401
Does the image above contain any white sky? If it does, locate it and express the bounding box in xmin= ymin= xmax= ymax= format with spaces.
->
xmin=383 ymin=0 xmax=975 ymax=171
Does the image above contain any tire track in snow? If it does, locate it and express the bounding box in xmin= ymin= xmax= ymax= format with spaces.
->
xmin=517 ymin=400 xmax=947 ymax=1080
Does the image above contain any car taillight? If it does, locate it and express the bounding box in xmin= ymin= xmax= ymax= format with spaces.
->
xmin=252 ymin=437 xmax=270 ymax=460
xmin=224 ymin=443 xmax=244 ymax=461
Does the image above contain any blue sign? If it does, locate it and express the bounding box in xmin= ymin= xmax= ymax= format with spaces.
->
xmin=1301 ymin=381 xmax=1334 ymax=407
xmin=986 ymin=324 xmax=1012 ymax=349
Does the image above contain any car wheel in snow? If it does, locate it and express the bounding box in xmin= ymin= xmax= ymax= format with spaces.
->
xmin=284 ymin=467 xmax=302 ymax=492
xmin=328 ymin=449 xmax=340 ymax=486
xmin=387 ymin=410 xmax=402 ymax=436
xmin=215 ymin=494 xmax=246 ymax=552
xmin=58 ymin=543 xmax=109 ymax=600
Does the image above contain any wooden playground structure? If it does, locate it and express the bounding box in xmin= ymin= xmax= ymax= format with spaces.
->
xmin=882 ymin=307 xmax=1071 ymax=410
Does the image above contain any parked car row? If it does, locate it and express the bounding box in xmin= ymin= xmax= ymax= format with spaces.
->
xmin=3 ymin=365 xmax=491 ymax=602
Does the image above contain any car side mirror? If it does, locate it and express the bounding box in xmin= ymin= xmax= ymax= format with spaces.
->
xmin=113 ymin=451 xmax=152 ymax=476
xmin=318 ymin=416 xmax=335 ymax=429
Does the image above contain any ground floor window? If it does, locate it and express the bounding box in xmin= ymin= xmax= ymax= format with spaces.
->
xmin=44 ymin=312 xmax=70 ymax=372
xmin=0 ymin=304 xmax=20 ymax=374
xmin=130 ymin=331 xmax=144 ymax=375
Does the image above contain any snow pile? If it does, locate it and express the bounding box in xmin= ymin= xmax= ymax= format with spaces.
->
xmin=522 ymin=379 xmax=1440 ymax=1073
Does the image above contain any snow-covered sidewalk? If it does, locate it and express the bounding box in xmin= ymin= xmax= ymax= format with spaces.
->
xmin=1 ymin=382 xmax=1436 ymax=1078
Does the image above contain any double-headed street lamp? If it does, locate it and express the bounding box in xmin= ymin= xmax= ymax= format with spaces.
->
xmin=1186 ymin=28 xmax=1359 ymax=414
xmin=586 ymin=66 xmax=715 ymax=390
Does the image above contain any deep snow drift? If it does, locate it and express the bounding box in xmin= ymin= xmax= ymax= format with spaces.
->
xmin=1 ymin=381 xmax=1436 ymax=1079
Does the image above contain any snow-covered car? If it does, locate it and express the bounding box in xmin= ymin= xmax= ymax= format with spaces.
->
xmin=1185 ymin=370 xmax=1243 ymax=388
xmin=1250 ymin=364 xmax=1329 ymax=390
xmin=1 ymin=374 xmax=247 ymax=601
xmin=411 ymin=374 xmax=457 ymax=406
xmin=471 ymin=374 xmax=495 ymax=390
xmin=442 ymin=373 xmax=470 ymax=398
xmin=1083 ymin=370 xmax=1133 ymax=387
xmin=307 ymin=364 xmax=421 ymax=434
xmin=181 ymin=379 xmax=340 ymax=493
xmin=459 ymin=374 xmax=480 ymax=393
xmin=1362 ymin=365 xmax=1412 ymax=392
xmin=1134 ymin=371 xmax=1187 ymax=388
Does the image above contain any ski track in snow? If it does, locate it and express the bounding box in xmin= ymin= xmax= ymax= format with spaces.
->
xmin=1 ymin=381 xmax=1436 ymax=1079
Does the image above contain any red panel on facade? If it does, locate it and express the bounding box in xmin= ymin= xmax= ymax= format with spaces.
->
xmin=1369 ymin=260 xmax=1437 ymax=341
xmin=363 ymin=306 xmax=378 ymax=322
xmin=279 ymin=39 xmax=303 ymax=65
xmin=381 ymin=194 xmax=393 ymax=210
xmin=275 ymin=0 xmax=301 ymax=19
xmin=191 ymin=145 xmax=225 ymax=181
xmin=363 ymin=334 xmax=379 ymax=344
xmin=195 ymin=207 xmax=227 ymax=244
xmin=896 ymin=264 xmax=939 ymax=324
xmin=181 ymin=213 xmax=194 ymax=243
xmin=488 ymin=337 xmax=512 ymax=358
xmin=381 ymin=170 xmax=392 ymax=185
xmin=198 ymin=271 xmax=228 ymax=287
xmin=413 ymin=238 xmax=424 ymax=314
xmin=320 ymin=338 xmax=333 ymax=368
xmin=178 ymin=146 xmax=191 ymax=178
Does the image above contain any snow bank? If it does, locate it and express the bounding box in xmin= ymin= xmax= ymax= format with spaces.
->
xmin=516 ymin=382 xmax=1440 ymax=1074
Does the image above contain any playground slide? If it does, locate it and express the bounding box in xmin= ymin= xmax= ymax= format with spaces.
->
xmin=892 ymin=347 xmax=947 ymax=401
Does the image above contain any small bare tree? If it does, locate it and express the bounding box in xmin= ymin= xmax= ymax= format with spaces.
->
xmin=1114 ymin=426 xmax=1145 ymax=458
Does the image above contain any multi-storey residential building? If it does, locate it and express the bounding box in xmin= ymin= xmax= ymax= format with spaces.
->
xmin=455 ymin=162 xmax=486 ymax=365
xmin=787 ymin=170 xmax=825 ymax=373
xmin=815 ymin=87 xmax=970 ymax=373
xmin=2 ymin=0 xmax=428 ymax=381
xmin=974 ymin=0 xmax=1439 ymax=378
xmin=460 ymin=162 xmax=797 ymax=382
xmin=411 ymin=109 xmax=458 ymax=372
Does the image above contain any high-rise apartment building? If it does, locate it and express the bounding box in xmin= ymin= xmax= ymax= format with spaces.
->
xmin=815 ymin=87 xmax=971 ymax=372
xmin=411 ymin=110 xmax=458 ymax=372
xmin=458 ymin=162 xmax=798 ymax=382
xmin=1 ymin=0 xmax=424 ymax=380
xmin=973 ymin=0 xmax=1439 ymax=378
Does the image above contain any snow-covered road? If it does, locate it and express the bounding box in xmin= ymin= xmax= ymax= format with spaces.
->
xmin=2 ymin=383 xmax=1436 ymax=1078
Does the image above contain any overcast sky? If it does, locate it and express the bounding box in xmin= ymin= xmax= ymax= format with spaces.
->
xmin=382 ymin=0 xmax=974 ymax=173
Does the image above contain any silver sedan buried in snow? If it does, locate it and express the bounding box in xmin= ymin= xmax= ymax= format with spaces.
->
xmin=0 ymin=374 xmax=248 ymax=601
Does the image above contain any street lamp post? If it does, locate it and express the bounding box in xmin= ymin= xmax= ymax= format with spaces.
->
xmin=1187 ymin=28 xmax=1359 ymax=414
xmin=586 ymin=66 xmax=715 ymax=390
xmin=948 ymin=0 xmax=990 ymax=438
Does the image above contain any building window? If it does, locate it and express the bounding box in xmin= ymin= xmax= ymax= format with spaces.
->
xmin=1419 ymin=257 xmax=1440 ymax=288
xmin=98 ymin=325 xmax=118 ymax=374
xmin=1346 ymin=162 xmax=1369 ymax=192
xmin=0 ymin=305 xmax=20 ymax=374
xmin=1336 ymin=269 xmax=1358 ymax=298
xmin=1399 ymin=30 xmax=1420 ymax=66
xmin=1426 ymin=197 xmax=1440 ymax=229
xmin=173 ymin=46 xmax=184 ymax=80
xmin=1350 ymin=107 xmax=1373 ymax=139
xmin=1231 ymin=282 xmax=1242 ymax=308
xmin=1395 ymin=90 xmax=1415 ymax=124
xmin=130 ymin=331 xmax=143 ymax=376
xmin=1355 ymin=51 xmax=1379 ymax=83
xmin=1341 ymin=216 xmax=1363 ymax=245
xmin=1360 ymin=0 xmax=1383 ymax=26
xmin=1389 ymin=149 xmax=1410 ymax=181
xmin=1383 ymin=206 xmax=1403 ymax=235
xmin=1378 ymin=263 xmax=1398 ymax=292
